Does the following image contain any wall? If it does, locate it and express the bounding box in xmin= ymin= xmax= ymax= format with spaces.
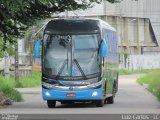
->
xmin=120 ymin=54 xmax=160 ymax=70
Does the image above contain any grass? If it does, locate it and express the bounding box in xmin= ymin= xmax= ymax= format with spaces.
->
xmin=0 ymin=71 xmax=41 ymax=88
xmin=119 ymin=69 xmax=160 ymax=75
xmin=137 ymin=70 xmax=160 ymax=101
xmin=0 ymin=86 xmax=22 ymax=102
xmin=0 ymin=71 xmax=41 ymax=105
xmin=0 ymin=76 xmax=22 ymax=104
xmin=17 ymin=71 xmax=41 ymax=88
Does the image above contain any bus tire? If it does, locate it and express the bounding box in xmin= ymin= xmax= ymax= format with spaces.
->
xmin=107 ymin=83 xmax=116 ymax=104
xmin=104 ymin=82 xmax=107 ymax=104
xmin=47 ymin=100 xmax=56 ymax=108
xmin=60 ymin=101 xmax=68 ymax=105
xmin=95 ymin=100 xmax=104 ymax=107
xmin=104 ymin=98 xmax=107 ymax=104
xmin=107 ymin=96 xmax=114 ymax=104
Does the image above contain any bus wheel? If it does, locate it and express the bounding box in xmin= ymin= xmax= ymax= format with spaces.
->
xmin=106 ymin=96 xmax=114 ymax=104
xmin=61 ymin=101 xmax=67 ymax=105
xmin=104 ymin=83 xmax=107 ymax=104
xmin=104 ymin=99 xmax=107 ymax=104
xmin=47 ymin=100 xmax=56 ymax=108
xmin=107 ymin=83 xmax=116 ymax=104
xmin=95 ymin=100 xmax=104 ymax=107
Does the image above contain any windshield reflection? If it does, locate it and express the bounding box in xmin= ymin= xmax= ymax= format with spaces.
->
xmin=43 ymin=34 xmax=100 ymax=79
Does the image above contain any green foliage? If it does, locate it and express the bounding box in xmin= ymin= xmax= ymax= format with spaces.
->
xmin=0 ymin=71 xmax=41 ymax=88
xmin=0 ymin=86 xmax=23 ymax=102
xmin=137 ymin=70 xmax=160 ymax=101
xmin=0 ymin=70 xmax=41 ymax=104
xmin=107 ymin=0 xmax=117 ymax=3
xmin=123 ymin=52 xmax=129 ymax=59
xmin=24 ymin=21 xmax=44 ymax=53
xmin=17 ymin=71 xmax=42 ymax=88
xmin=0 ymin=76 xmax=16 ymax=88
xmin=0 ymin=39 xmax=15 ymax=57
xmin=0 ymin=76 xmax=22 ymax=102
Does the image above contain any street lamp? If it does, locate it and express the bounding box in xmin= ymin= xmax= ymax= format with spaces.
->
xmin=115 ymin=0 xmax=124 ymax=52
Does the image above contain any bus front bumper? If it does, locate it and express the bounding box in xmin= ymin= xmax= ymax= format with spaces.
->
xmin=42 ymin=87 xmax=103 ymax=100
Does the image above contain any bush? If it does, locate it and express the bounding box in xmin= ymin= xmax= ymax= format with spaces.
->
xmin=0 ymin=77 xmax=23 ymax=105
xmin=0 ymin=70 xmax=41 ymax=105
xmin=0 ymin=85 xmax=22 ymax=102
xmin=0 ymin=71 xmax=41 ymax=88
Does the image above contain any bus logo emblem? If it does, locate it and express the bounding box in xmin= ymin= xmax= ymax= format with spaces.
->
xmin=69 ymin=86 xmax=73 ymax=90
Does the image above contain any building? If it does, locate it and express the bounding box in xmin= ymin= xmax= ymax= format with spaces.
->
xmin=59 ymin=0 xmax=160 ymax=55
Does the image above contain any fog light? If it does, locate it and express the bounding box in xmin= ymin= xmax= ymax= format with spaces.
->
xmin=45 ymin=91 xmax=50 ymax=96
xmin=92 ymin=91 xmax=98 ymax=96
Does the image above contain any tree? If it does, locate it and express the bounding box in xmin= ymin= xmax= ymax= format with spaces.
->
xmin=0 ymin=0 xmax=116 ymax=44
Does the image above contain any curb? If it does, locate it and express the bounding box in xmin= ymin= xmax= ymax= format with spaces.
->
xmin=16 ymin=88 xmax=41 ymax=94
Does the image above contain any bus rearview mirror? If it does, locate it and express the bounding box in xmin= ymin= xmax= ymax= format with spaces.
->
xmin=101 ymin=39 xmax=107 ymax=58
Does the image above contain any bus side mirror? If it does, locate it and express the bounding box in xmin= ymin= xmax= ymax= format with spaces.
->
xmin=34 ymin=39 xmax=42 ymax=58
xmin=101 ymin=39 xmax=107 ymax=58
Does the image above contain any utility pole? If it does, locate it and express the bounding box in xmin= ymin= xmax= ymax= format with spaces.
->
xmin=136 ymin=0 xmax=140 ymax=54
xmin=15 ymin=31 xmax=25 ymax=85
xmin=132 ymin=0 xmax=139 ymax=54
xmin=119 ymin=2 xmax=123 ymax=54
xmin=15 ymin=38 xmax=19 ymax=86
xmin=118 ymin=0 xmax=124 ymax=68
xmin=116 ymin=0 xmax=124 ymax=53
xmin=4 ymin=50 xmax=9 ymax=77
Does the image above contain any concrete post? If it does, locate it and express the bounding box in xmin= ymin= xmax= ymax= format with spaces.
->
xmin=4 ymin=55 xmax=10 ymax=77
xmin=144 ymin=19 xmax=150 ymax=44
xmin=124 ymin=18 xmax=129 ymax=54
xmin=137 ymin=18 xmax=141 ymax=54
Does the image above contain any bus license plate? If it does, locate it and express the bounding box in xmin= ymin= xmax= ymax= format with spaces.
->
xmin=66 ymin=93 xmax=76 ymax=97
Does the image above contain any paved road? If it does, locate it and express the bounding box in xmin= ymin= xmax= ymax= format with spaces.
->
xmin=0 ymin=74 xmax=160 ymax=114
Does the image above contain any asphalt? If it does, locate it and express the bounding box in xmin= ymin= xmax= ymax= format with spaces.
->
xmin=0 ymin=74 xmax=160 ymax=114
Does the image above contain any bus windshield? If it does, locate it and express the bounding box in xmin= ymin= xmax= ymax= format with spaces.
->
xmin=43 ymin=34 xmax=100 ymax=80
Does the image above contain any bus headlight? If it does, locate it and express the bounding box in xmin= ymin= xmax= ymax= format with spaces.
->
xmin=92 ymin=91 xmax=98 ymax=96
xmin=45 ymin=91 xmax=51 ymax=96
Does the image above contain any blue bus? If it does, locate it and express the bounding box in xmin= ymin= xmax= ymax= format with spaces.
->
xmin=42 ymin=18 xmax=119 ymax=108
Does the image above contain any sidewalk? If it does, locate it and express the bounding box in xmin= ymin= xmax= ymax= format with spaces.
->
xmin=16 ymin=86 xmax=41 ymax=94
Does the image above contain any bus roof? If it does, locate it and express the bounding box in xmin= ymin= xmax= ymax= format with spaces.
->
xmin=85 ymin=18 xmax=116 ymax=32
xmin=44 ymin=18 xmax=116 ymax=34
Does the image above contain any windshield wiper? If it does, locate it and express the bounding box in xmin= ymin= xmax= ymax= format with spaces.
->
xmin=73 ymin=59 xmax=87 ymax=80
xmin=55 ymin=59 xmax=68 ymax=79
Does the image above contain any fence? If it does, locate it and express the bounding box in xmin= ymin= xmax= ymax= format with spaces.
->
xmin=0 ymin=54 xmax=32 ymax=76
